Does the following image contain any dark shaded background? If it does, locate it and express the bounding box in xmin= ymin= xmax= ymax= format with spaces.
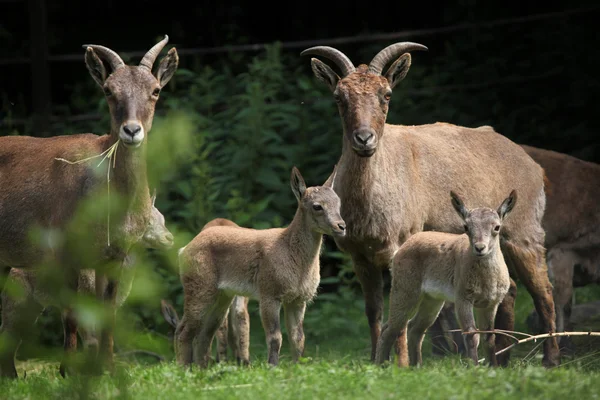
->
xmin=2 ymin=0 xmax=599 ymax=160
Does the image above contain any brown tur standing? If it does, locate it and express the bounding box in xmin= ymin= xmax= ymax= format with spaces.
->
xmin=301 ymin=42 xmax=560 ymax=367
xmin=0 ymin=36 xmax=178 ymax=378
xmin=521 ymin=145 xmax=600 ymax=340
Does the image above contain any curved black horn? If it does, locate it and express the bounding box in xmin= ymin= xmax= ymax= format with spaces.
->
xmin=140 ymin=35 xmax=169 ymax=70
xmin=81 ymin=44 xmax=125 ymax=71
xmin=368 ymin=42 xmax=428 ymax=75
xmin=300 ymin=46 xmax=355 ymax=77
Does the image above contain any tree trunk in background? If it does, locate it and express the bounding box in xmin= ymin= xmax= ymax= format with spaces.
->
xmin=28 ymin=0 xmax=51 ymax=137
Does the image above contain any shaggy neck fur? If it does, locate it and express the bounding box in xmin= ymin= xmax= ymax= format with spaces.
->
xmin=337 ymin=130 xmax=413 ymax=241
xmin=97 ymin=134 xmax=152 ymax=250
xmin=112 ymin=141 xmax=150 ymax=212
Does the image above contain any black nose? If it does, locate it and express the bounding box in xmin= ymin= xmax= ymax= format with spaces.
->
xmin=474 ymin=243 xmax=486 ymax=253
xmin=354 ymin=129 xmax=375 ymax=145
xmin=123 ymin=123 xmax=141 ymax=137
xmin=338 ymin=223 xmax=346 ymax=231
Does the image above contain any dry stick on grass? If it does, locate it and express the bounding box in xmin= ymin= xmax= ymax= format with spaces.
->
xmin=444 ymin=329 xmax=600 ymax=361
xmin=495 ymin=332 xmax=600 ymax=357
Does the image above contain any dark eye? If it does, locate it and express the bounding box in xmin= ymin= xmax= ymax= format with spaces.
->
xmin=464 ymin=225 xmax=469 ymax=232
xmin=333 ymin=93 xmax=342 ymax=103
xmin=313 ymin=204 xmax=323 ymax=211
xmin=103 ymin=87 xmax=112 ymax=97
xmin=494 ymin=225 xmax=501 ymax=232
xmin=152 ymin=88 xmax=161 ymax=97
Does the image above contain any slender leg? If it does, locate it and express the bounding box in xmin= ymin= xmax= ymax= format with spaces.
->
xmin=98 ymin=274 xmax=119 ymax=374
xmin=503 ymin=240 xmax=560 ymax=367
xmin=428 ymin=315 xmax=451 ymax=356
xmin=428 ymin=303 xmax=466 ymax=356
xmin=407 ymin=297 xmax=445 ymax=367
xmin=353 ymin=256 xmax=384 ymax=362
xmin=375 ymin=275 xmax=421 ymax=366
xmin=0 ymin=273 xmax=43 ymax=379
xmin=229 ymin=296 xmax=250 ymax=365
xmin=547 ymin=248 xmax=576 ymax=353
xmin=284 ymin=301 xmax=306 ymax=363
xmin=0 ymin=266 xmax=10 ymax=296
xmin=176 ymin=267 xmax=222 ymax=368
xmin=392 ymin=328 xmax=408 ymax=367
xmin=227 ymin=310 xmax=238 ymax=362
xmin=59 ymin=307 xmax=79 ymax=378
xmin=455 ymin=300 xmax=479 ymax=365
xmin=442 ymin=303 xmax=467 ymax=355
xmin=78 ymin=326 xmax=99 ymax=353
xmin=175 ymin=314 xmax=201 ymax=367
xmin=58 ymin=269 xmax=81 ymax=377
xmin=215 ymin=307 xmax=229 ymax=363
xmin=476 ymin=305 xmax=500 ymax=366
xmin=193 ymin=293 xmax=233 ymax=368
xmin=494 ymin=278 xmax=517 ymax=366
xmin=260 ymin=298 xmax=282 ymax=366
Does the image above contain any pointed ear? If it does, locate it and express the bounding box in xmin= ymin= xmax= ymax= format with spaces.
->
xmin=384 ymin=54 xmax=411 ymax=89
xmin=160 ymin=299 xmax=179 ymax=328
xmin=290 ymin=166 xmax=307 ymax=202
xmin=156 ymin=48 xmax=179 ymax=88
xmin=85 ymin=47 xmax=107 ymax=88
xmin=450 ymin=191 xmax=469 ymax=221
xmin=323 ymin=164 xmax=338 ymax=190
xmin=497 ymin=190 xmax=518 ymax=220
xmin=310 ymin=58 xmax=340 ymax=91
xmin=151 ymin=189 xmax=157 ymax=206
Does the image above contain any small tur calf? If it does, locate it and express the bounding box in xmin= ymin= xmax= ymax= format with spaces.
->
xmin=175 ymin=166 xmax=346 ymax=367
xmin=376 ymin=191 xmax=517 ymax=367
xmin=161 ymin=218 xmax=251 ymax=365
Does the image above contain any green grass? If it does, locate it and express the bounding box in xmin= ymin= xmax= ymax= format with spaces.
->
xmin=1 ymin=285 xmax=600 ymax=399
xmin=4 ymin=356 xmax=600 ymax=400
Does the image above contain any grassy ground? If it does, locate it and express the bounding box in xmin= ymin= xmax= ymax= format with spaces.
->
xmin=1 ymin=286 xmax=600 ymax=399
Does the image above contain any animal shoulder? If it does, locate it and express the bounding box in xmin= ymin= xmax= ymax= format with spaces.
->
xmin=407 ymin=230 xmax=464 ymax=244
xmin=196 ymin=225 xmax=285 ymax=245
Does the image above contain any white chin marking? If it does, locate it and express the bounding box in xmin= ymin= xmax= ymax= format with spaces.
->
xmin=122 ymin=141 xmax=142 ymax=148
xmin=119 ymin=130 xmax=145 ymax=147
